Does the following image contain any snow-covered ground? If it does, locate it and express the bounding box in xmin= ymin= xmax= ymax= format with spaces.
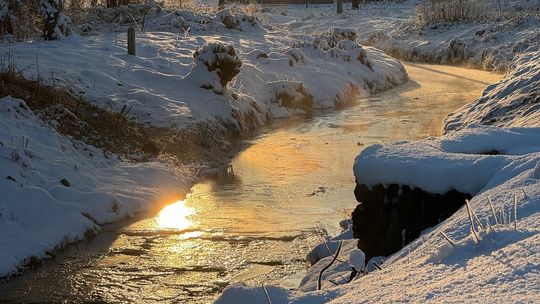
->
xmin=261 ymin=0 xmax=539 ymax=72
xmin=444 ymin=50 xmax=540 ymax=131
xmin=217 ymin=125 xmax=540 ymax=303
xmin=363 ymin=1 xmax=540 ymax=72
xmin=0 ymin=96 xmax=193 ymax=278
xmin=1 ymin=6 xmax=407 ymax=132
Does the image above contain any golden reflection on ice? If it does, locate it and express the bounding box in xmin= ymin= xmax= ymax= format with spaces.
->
xmin=157 ymin=200 xmax=194 ymax=230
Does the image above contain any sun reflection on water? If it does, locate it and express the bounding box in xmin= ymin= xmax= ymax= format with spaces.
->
xmin=157 ymin=200 xmax=194 ymax=230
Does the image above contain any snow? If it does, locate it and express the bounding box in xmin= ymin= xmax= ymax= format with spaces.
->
xmin=0 ymin=97 xmax=193 ymax=278
xmin=444 ymin=51 xmax=540 ymax=132
xmin=1 ymin=7 xmax=407 ymax=132
xmin=353 ymin=125 xmax=540 ymax=195
xmin=1 ymin=0 xmax=538 ymax=301
xmin=364 ymin=2 xmax=540 ymax=72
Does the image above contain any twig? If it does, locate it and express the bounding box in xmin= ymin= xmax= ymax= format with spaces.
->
xmin=318 ymin=240 xmax=343 ymax=290
xmin=513 ymin=193 xmax=518 ymax=230
xmin=485 ymin=217 xmax=493 ymax=231
xmin=487 ymin=196 xmax=498 ymax=225
xmin=322 ymin=240 xmax=351 ymax=266
xmin=261 ymin=284 xmax=272 ymax=304
xmin=372 ymin=260 xmax=383 ymax=271
xmin=327 ymin=279 xmax=340 ymax=286
xmin=439 ymin=231 xmax=456 ymax=248
xmin=468 ymin=200 xmax=485 ymax=231
xmin=465 ymin=200 xmax=480 ymax=243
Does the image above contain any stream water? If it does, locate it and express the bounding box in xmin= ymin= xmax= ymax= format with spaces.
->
xmin=0 ymin=63 xmax=500 ymax=303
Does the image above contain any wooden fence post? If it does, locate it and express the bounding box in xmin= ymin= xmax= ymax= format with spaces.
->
xmin=337 ymin=0 xmax=343 ymax=14
xmin=127 ymin=27 xmax=136 ymax=56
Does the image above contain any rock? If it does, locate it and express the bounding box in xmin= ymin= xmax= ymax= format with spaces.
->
xmin=60 ymin=178 xmax=70 ymax=187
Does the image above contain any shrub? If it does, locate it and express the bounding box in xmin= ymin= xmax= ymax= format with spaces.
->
xmin=414 ymin=0 xmax=492 ymax=25
xmin=40 ymin=0 xmax=72 ymax=40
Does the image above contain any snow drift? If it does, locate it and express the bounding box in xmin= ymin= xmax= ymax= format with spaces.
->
xmin=0 ymin=97 xmax=192 ymax=278
xmin=444 ymin=51 xmax=540 ymax=132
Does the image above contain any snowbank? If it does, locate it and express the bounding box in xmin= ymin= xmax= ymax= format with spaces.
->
xmin=444 ymin=51 xmax=540 ymax=132
xmin=1 ymin=8 xmax=407 ymax=134
xmin=353 ymin=125 xmax=540 ymax=194
xmin=0 ymin=97 xmax=192 ymax=278
xmin=262 ymin=1 xmax=539 ymax=72
xmin=217 ymin=125 xmax=540 ymax=303
xmin=365 ymin=3 xmax=540 ymax=72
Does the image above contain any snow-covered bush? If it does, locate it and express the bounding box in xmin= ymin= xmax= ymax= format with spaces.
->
xmin=268 ymin=80 xmax=314 ymax=113
xmin=315 ymin=27 xmax=357 ymax=50
xmin=415 ymin=0 xmax=492 ymax=25
xmin=188 ymin=42 xmax=242 ymax=95
xmin=215 ymin=9 xmax=258 ymax=31
xmin=327 ymin=40 xmax=372 ymax=69
xmin=40 ymin=0 xmax=72 ymax=40
xmin=0 ymin=0 xmax=13 ymax=35
xmin=0 ymin=0 xmax=39 ymax=39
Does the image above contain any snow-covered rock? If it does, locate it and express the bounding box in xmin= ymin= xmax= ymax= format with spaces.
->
xmin=354 ymin=125 xmax=540 ymax=194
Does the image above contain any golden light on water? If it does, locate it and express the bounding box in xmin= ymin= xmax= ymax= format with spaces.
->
xmin=157 ymin=200 xmax=194 ymax=230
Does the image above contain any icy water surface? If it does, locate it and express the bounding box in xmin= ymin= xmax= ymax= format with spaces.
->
xmin=0 ymin=63 xmax=500 ymax=303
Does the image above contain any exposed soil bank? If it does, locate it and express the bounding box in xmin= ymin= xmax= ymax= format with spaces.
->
xmin=352 ymin=183 xmax=471 ymax=261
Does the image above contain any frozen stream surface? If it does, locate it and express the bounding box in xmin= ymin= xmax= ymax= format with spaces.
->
xmin=0 ymin=63 xmax=501 ymax=303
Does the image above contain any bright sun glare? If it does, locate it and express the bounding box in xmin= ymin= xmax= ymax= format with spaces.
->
xmin=157 ymin=200 xmax=194 ymax=230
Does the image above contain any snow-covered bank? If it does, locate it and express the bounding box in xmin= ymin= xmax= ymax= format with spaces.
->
xmin=364 ymin=1 xmax=540 ymax=72
xmin=216 ymin=125 xmax=540 ymax=303
xmin=1 ymin=7 xmax=407 ymax=133
xmin=444 ymin=51 xmax=540 ymax=131
xmin=260 ymin=1 xmax=539 ymax=72
xmin=0 ymin=96 xmax=194 ymax=278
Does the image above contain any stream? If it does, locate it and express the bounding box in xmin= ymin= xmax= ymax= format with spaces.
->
xmin=0 ymin=63 xmax=501 ymax=303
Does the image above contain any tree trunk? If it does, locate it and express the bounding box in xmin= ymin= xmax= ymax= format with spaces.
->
xmin=218 ymin=0 xmax=225 ymax=10
xmin=352 ymin=0 xmax=359 ymax=9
